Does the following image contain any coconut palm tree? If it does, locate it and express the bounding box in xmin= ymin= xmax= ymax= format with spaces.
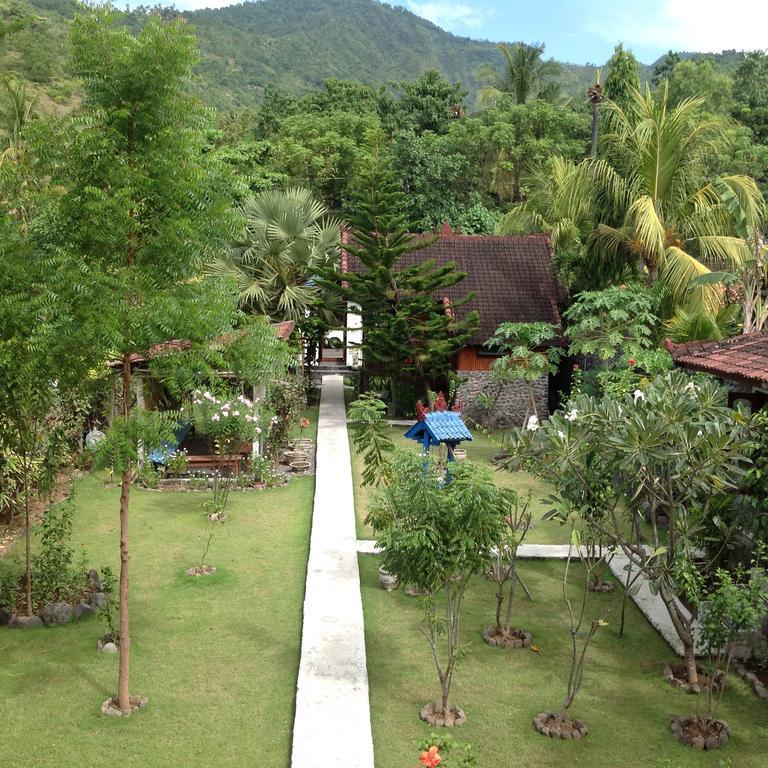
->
xmin=589 ymin=83 xmax=762 ymax=310
xmin=213 ymin=187 xmax=343 ymax=322
xmin=478 ymin=42 xmax=561 ymax=107
xmin=587 ymin=69 xmax=603 ymax=158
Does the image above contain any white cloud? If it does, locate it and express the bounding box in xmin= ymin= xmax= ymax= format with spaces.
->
xmin=588 ymin=0 xmax=768 ymax=54
xmin=406 ymin=1 xmax=489 ymax=31
xmin=658 ymin=0 xmax=768 ymax=52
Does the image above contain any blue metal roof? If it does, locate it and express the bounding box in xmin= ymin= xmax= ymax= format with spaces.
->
xmin=404 ymin=411 xmax=473 ymax=446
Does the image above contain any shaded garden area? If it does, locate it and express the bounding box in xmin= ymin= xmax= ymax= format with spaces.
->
xmin=350 ymin=420 xmax=561 ymax=544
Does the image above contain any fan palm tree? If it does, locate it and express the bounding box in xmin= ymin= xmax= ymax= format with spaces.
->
xmin=589 ymin=83 xmax=763 ymax=310
xmin=478 ymin=42 xmax=561 ymax=106
xmin=213 ymin=187 xmax=343 ymax=322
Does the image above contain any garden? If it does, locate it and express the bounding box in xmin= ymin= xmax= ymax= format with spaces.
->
xmin=3 ymin=7 xmax=768 ymax=768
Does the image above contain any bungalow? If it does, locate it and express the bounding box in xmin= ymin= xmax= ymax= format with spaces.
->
xmin=664 ymin=332 xmax=768 ymax=411
xmin=342 ymin=224 xmax=565 ymax=427
xmin=107 ymin=321 xmax=296 ymax=472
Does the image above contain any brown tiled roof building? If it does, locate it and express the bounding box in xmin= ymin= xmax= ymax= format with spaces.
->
xmin=664 ymin=333 xmax=768 ymax=388
xmin=343 ymin=225 xmax=565 ymax=427
xmin=343 ymin=224 xmax=563 ymax=350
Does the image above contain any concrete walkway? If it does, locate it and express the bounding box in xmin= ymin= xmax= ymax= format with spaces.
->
xmin=355 ymin=538 xmax=691 ymax=656
xmin=292 ymin=376 xmax=374 ymax=768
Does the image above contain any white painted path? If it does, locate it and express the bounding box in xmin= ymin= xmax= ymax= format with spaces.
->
xmin=355 ymin=539 xmax=692 ymax=655
xmin=292 ymin=376 xmax=374 ymax=768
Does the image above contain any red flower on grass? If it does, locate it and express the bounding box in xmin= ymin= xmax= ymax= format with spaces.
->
xmin=629 ymin=359 xmax=636 ymax=366
xmin=300 ymin=417 xmax=310 ymax=428
xmin=419 ymin=746 xmax=442 ymax=767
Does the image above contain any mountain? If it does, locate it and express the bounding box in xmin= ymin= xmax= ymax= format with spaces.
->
xmin=0 ymin=0 xmax=741 ymax=115
xmin=184 ymin=0 xmax=600 ymax=109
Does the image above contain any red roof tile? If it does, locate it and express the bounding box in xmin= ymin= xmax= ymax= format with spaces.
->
xmin=664 ymin=332 xmax=768 ymax=387
xmin=344 ymin=229 xmax=563 ymax=347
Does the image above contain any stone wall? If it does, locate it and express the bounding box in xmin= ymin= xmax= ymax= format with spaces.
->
xmin=456 ymin=371 xmax=549 ymax=429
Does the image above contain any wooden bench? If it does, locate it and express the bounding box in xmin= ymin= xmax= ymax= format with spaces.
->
xmin=185 ymin=454 xmax=246 ymax=476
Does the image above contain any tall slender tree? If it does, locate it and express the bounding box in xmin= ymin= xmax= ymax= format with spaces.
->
xmin=333 ymin=135 xmax=478 ymax=411
xmin=604 ymin=43 xmax=640 ymax=112
xmin=587 ymin=69 xmax=603 ymax=158
xmin=43 ymin=10 xmax=250 ymax=715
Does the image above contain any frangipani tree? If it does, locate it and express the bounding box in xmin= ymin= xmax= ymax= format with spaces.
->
xmin=367 ymin=452 xmax=502 ymax=727
xmin=504 ymin=371 xmax=751 ymax=686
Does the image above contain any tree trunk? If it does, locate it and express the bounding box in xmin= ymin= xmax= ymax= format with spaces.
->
xmin=117 ymin=353 xmax=133 ymax=714
xmin=23 ymin=454 xmax=32 ymax=617
xmin=684 ymin=639 xmax=699 ymax=688
xmin=589 ymin=103 xmax=600 ymax=158
xmin=659 ymin=579 xmax=699 ymax=687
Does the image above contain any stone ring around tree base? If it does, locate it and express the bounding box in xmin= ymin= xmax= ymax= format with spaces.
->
xmin=419 ymin=702 xmax=467 ymax=727
xmin=101 ymin=696 xmax=148 ymax=717
xmin=670 ymin=715 xmax=730 ymax=749
xmin=533 ymin=711 xmax=588 ymax=739
xmin=483 ymin=626 xmax=532 ymax=648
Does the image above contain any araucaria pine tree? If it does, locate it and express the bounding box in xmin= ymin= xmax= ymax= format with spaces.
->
xmin=43 ymin=10 xmax=246 ymax=715
xmin=337 ymin=137 xmax=478 ymax=411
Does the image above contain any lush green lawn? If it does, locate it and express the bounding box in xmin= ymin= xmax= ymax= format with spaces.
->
xmin=0 ymin=472 xmax=313 ymax=768
xmin=359 ymin=554 xmax=768 ymax=768
xmin=351 ymin=424 xmax=566 ymax=543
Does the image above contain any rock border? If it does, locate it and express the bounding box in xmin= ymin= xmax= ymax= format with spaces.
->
xmin=101 ymin=696 xmax=149 ymax=717
xmin=669 ymin=715 xmax=730 ymax=749
xmin=419 ymin=702 xmax=467 ymax=727
xmin=733 ymin=661 xmax=768 ymax=700
xmin=483 ymin=626 xmax=532 ymax=649
xmin=533 ymin=711 xmax=588 ymax=739
xmin=3 ymin=570 xmax=108 ymax=629
xmin=663 ymin=663 xmax=724 ymax=694
xmin=378 ymin=567 xmax=398 ymax=592
xmin=185 ymin=565 xmax=217 ymax=577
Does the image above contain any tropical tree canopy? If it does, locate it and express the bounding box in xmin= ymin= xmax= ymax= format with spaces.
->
xmin=527 ymin=83 xmax=765 ymax=309
xmin=215 ymin=187 xmax=342 ymax=322
xmin=478 ymin=42 xmax=561 ymax=107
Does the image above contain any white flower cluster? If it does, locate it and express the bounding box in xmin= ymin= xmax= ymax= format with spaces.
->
xmin=564 ymin=408 xmax=578 ymax=422
xmin=190 ymin=389 xmax=262 ymax=432
xmin=526 ymin=415 xmax=539 ymax=432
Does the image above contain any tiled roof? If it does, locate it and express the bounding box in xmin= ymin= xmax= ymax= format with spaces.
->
xmin=664 ymin=332 xmax=768 ymax=387
xmin=109 ymin=321 xmax=296 ymax=367
xmin=344 ymin=227 xmax=563 ymax=347
xmin=404 ymin=411 xmax=473 ymax=445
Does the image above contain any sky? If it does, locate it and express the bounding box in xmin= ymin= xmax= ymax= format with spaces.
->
xmin=126 ymin=0 xmax=768 ymax=65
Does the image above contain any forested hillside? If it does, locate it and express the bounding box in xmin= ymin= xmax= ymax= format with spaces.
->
xmin=3 ymin=0 xmax=618 ymax=111
xmin=185 ymin=0 xmax=602 ymax=108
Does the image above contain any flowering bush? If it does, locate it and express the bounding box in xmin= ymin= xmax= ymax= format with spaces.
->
xmin=417 ymin=734 xmax=475 ymax=767
xmin=266 ymin=377 xmax=306 ymax=463
xmin=165 ymin=448 xmax=189 ymax=477
xmin=189 ymin=389 xmax=264 ymax=452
